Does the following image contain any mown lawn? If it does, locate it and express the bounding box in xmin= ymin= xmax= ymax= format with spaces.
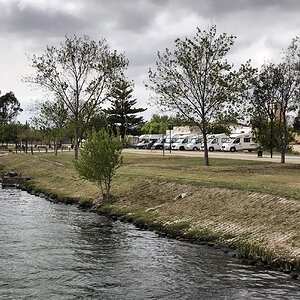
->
xmin=1 ymin=151 xmax=299 ymax=200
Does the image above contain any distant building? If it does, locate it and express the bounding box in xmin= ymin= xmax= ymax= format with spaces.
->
xmin=171 ymin=126 xmax=201 ymax=135
xmin=228 ymin=123 xmax=252 ymax=134
xmin=171 ymin=124 xmax=252 ymax=135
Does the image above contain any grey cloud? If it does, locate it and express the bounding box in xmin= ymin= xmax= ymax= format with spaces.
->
xmin=0 ymin=2 xmax=87 ymax=37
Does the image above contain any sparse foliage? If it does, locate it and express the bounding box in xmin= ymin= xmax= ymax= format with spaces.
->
xmin=249 ymin=39 xmax=300 ymax=163
xmin=25 ymin=35 xmax=128 ymax=159
xmin=148 ymin=25 xmax=254 ymax=165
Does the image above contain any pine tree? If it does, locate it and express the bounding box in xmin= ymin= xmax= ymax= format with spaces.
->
xmin=105 ymin=80 xmax=146 ymax=139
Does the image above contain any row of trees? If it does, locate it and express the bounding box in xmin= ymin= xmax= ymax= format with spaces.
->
xmin=148 ymin=25 xmax=300 ymax=165
xmin=2 ymin=25 xmax=300 ymax=166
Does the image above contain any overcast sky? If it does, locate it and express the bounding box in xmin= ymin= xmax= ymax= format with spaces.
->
xmin=1 ymin=0 xmax=300 ymax=123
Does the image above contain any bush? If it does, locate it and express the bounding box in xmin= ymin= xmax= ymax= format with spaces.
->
xmin=75 ymin=128 xmax=123 ymax=202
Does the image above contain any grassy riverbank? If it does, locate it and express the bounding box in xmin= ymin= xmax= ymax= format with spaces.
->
xmin=1 ymin=152 xmax=300 ymax=272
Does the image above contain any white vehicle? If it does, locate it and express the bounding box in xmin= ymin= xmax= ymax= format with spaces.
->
xmin=186 ymin=136 xmax=203 ymax=151
xmin=221 ymin=133 xmax=258 ymax=152
xmin=136 ymin=134 xmax=163 ymax=149
xmin=164 ymin=134 xmax=185 ymax=150
xmin=152 ymin=136 xmax=169 ymax=150
xmin=172 ymin=134 xmax=196 ymax=151
xmin=200 ymin=133 xmax=230 ymax=152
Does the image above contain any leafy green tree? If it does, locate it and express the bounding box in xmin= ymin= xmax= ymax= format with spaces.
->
xmin=0 ymin=122 xmax=20 ymax=145
xmin=85 ymin=112 xmax=109 ymax=133
xmin=31 ymin=99 xmax=69 ymax=155
xmin=75 ymin=129 xmax=123 ymax=202
xmin=141 ymin=114 xmax=193 ymax=134
xmin=252 ymin=116 xmax=294 ymax=152
xmin=249 ymin=39 xmax=300 ymax=163
xmin=26 ymin=35 xmax=128 ymax=160
xmin=148 ymin=25 xmax=253 ymax=166
xmin=0 ymin=91 xmax=22 ymax=123
xmin=294 ymin=110 xmax=300 ymax=133
xmin=105 ymin=79 xmax=146 ymax=139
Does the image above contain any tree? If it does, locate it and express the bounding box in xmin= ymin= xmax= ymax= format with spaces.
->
xmin=25 ymin=35 xmax=128 ymax=160
xmin=0 ymin=122 xmax=22 ymax=146
xmin=294 ymin=110 xmax=300 ymax=133
xmin=249 ymin=39 xmax=300 ymax=163
xmin=105 ymin=79 xmax=146 ymax=139
xmin=75 ymin=128 xmax=123 ymax=202
xmin=0 ymin=91 xmax=22 ymax=123
xmin=31 ymin=99 xmax=69 ymax=155
xmin=141 ymin=114 xmax=193 ymax=134
xmin=249 ymin=63 xmax=279 ymax=157
xmin=148 ymin=25 xmax=253 ymax=166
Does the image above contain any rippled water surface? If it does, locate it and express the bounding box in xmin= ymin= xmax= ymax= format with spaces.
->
xmin=0 ymin=187 xmax=300 ymax=299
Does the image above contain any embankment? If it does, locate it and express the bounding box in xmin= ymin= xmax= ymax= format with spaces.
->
xmin=1 ymin=152 xmax=300 ymax=276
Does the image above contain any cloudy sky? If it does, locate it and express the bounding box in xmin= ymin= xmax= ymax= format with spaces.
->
xmin=0 ymin=0 xmax=299 ymax=122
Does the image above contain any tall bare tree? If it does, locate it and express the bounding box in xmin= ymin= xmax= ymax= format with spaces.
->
xmin=148 ymin=25 xmax=253 ymax=166
xmin=25 ymin=35 xmax=128 ymax=159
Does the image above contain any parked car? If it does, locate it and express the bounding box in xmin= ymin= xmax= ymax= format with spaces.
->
xmin=186 ymin=136 xmax=203 ymax=151
xmin=221 ymin=133 xmax=258 ymax=152
xmin=200 ymin=133 xmax=229 ymax=152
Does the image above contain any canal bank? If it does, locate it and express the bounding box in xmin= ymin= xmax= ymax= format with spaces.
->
xmin=1 ymin=152 xmax=300 ymax=277
xmin=2 ymin=187 xmax=300 ymax=299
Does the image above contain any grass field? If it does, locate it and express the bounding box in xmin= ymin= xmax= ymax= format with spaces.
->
xmin=1 ymin=151 xmax=300 ymax=269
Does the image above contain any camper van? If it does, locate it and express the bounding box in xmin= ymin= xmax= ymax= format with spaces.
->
xmin=171 ymin=134 xmax=196 ymax=151
xmin=221 ymin=133 xmax=258 ymax=152
xmin=152 ymin=136 xmax=169 ymax=150
xmin=200 ymin=133 xmax=229 ymax=152
xmin=186 ymin=136 xmax=203 ymax=151
xmin=164 ymin=134 xmax=185 ymax=150
xmin=136 ymin=134 xmax=163 ymax=149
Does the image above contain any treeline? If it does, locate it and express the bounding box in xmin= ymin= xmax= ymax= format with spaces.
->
xmin=1 ymin=25 xmax=300 ymax=165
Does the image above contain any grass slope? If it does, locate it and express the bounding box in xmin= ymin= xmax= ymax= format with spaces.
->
xmin=1 ymin=152 xmax=300 ymax=270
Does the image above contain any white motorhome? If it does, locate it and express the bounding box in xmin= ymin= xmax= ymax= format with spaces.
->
xmin=171 ymin=134 xmax=196 ymax=151
xmin=186 ymin=136 xmax=203 ymax=151
xmin=136 ymin=134 xmax=163 ymax=149
xmin=164 ymin=134 xmax=185 ymax=150
xmin=221 ymin=133 xmax=258 ymax=152
xmin=152 ymin=135 xmax=169 ymax=150
xmin=200 ymin=133 xmax=230 ymax=152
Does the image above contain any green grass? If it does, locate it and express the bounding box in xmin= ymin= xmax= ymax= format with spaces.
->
xmin=119 ymin=153 xmax=300 ymax=200
xmin=1 ymin=151 xmax=300 ymax=268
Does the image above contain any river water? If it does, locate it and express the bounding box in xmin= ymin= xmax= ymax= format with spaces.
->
xmin=0 ymin=187 xmax=299 ymax=299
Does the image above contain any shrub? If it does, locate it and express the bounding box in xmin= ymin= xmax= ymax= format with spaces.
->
xmin=75 ymin=128 xmax=123 ymax=202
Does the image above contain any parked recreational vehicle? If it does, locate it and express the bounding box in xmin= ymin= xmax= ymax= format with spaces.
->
xmin=136 ymin=134 xmax=163 ymax=149
xmin=164 ymin=134 xmax=185 ymax=150
xmin=172 ymin=134 xmax=196 ymax=151
xmin=152 ymin=136 xmax=169 ymax=150
xmin=200 ymin=133 xmax=230 ymax=152
xmin=186 ymin=136 xmax=203 ymax=151
xmin=221 ymin=133 xmax=258 ymax=152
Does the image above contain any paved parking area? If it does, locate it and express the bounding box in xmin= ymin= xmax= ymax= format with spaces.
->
xmin=123 ymin=148 xmax=300 ymax=164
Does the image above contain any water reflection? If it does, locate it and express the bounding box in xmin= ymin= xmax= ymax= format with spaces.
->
xmin=0 ymin=187 xmax=299 ymax=299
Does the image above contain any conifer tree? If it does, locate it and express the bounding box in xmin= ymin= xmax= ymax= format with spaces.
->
xmin=105 ymin=80 xmax=146 ymax=139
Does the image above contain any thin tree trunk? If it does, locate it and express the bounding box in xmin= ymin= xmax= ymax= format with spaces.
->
xmin=74 ymin=117 xmax=79 ymax=160
xmin=281 ymin=109 xmax=287 ymax=164
xmin=281 ymin=148 xmax=285 ymax=163
xmin=202 ymin=122 xmax=209 ymax=166
xmin=270 ymin=118 xmax=273 ymax=158
xmin=55 ymin=142 xmax=58 ymax=156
